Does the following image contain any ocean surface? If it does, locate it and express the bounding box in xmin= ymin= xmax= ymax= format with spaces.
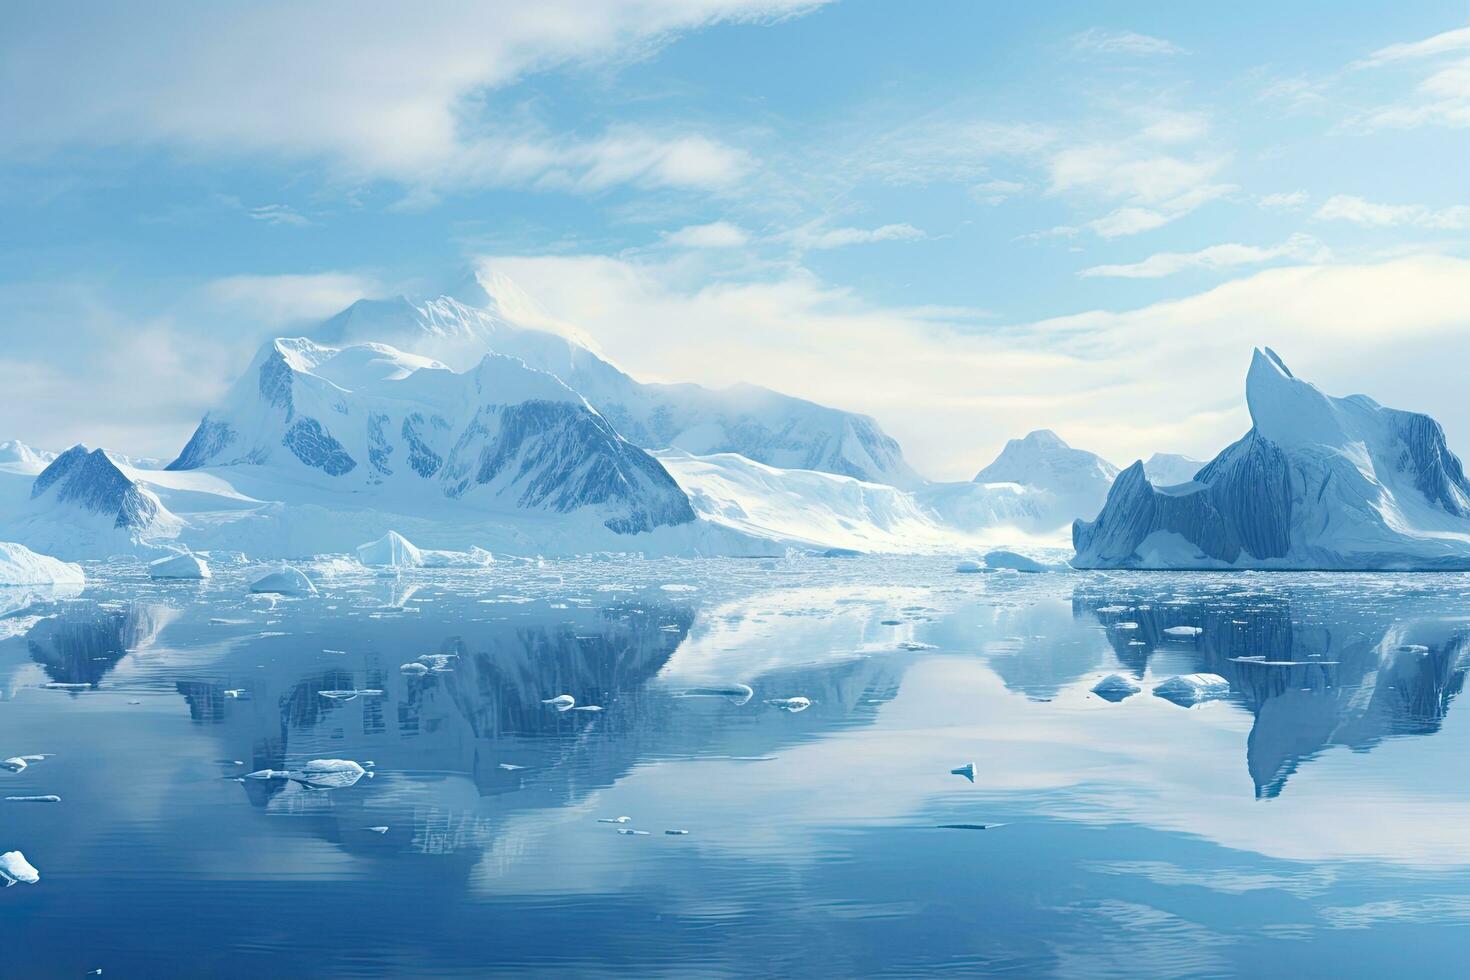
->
xmin=3 ymin=556 xmax=1470 ymax=977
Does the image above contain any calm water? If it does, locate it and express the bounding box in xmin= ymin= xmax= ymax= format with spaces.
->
xmin=3 ymin=557 xmax=1470 ymax=977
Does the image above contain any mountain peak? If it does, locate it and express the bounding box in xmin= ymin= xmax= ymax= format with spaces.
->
xmin=1245 ymin=348 xmax=1343 ymax=447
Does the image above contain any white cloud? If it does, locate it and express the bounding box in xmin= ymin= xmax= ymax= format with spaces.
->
xmin=970 ymin=179 xmax=1025 ymax=205
xmin=204 ymin=272 xmax=381 ymax=324
xmin=248 ymin=204 xmax=310 ymax=227
xmin=1353 ymin=26 xmax=1470 ymax=130
xmin=0 ymin=0 xmax=819 ymax=194
xmin=662 ymin=221 xmax=751 ymax=248
xmin=1258 ymin=191 xmax=1309 ymax=210
xmin=1355 ymin=26 xmax=1470 ymax=67
xmin=785 ymin=222 xmax=925 ymax=250
xmin=473 ymin=251 xmax=1470 ymax=478
xmin=1072 ymin=29 xmax=1185 ymax=57
xmin=1315 ymin=194 xmax=1470 ymax=229
xmin=1080 ymin=234 xmax=1327 ymax=278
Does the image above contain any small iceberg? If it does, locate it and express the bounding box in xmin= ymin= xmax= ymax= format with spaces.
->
xmin=246 ymin=759 xmax=369 ymax=790
xmin=766 ymin=696 xmax=812 ymax=713
xmin=356 ymin=531 xmax=423 ymax=568
xmin=674 ymin=684 xmax=754 ymax=706
xmin=597 ymin=816 xmax=632 ymax=824
xmin=951 ymin=763 xmax=976 ymax=782
xmin=399 ymin=662 xmax=429 ymax=675
xmin=0 ymin=542 xmax=84 ymax=586
xmin=1091 ymin=674 xmax=1142 ymax=702
xmin=542 ymin=694 xmax=575 ymax=711
xmin=0 ymin=850 xmax=39 ymax=886
xmin=365 ymin=826 xmax=389 ymax=834
xmin=148 ymin=551 xmax=211 ymax=580
xmin=0 ymin=756 xmax=43 ymax=773
xmin=1162 ymin=626 xmax=1204 ymax=637
xmin=982 ymin=550 xmax=1050 ymax=573
xmin=249 ymin=566 xmax=317 ymax=596
xmin=954 ymin=559 xmax=988 ymax=574
xmin=1153 ymin=673 xmax=1230 ymax=706
xmin=5 ymin=795 xmax=60 ymax=803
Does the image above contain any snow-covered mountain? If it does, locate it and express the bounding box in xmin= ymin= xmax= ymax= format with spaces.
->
xmin=1074 ymin=348 xmax=1470 ymax=569
xmin=314 ymin=271 xmax=920 ymax=487
xmin=971 ymin=429 xmax=1119 ymax=529
xmin=1143 ymin=452 xmax=1206 ymax=487
xmin=0 ymin=440 xmax=53 ymax=470
xmin=4 ymin=445 xmax=180 ymax=556
xmin=167 ymin=337 xmax=696 ymax=536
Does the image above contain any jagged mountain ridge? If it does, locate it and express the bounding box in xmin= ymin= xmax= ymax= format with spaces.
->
xmin=1073 ymin=348 xmax=1470 ymax=569
xmin=167 ymin=337 xmax=695 ymax=535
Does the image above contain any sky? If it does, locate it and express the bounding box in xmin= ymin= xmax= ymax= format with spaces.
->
xmin=2 ymin=0 xmax=1469 ymax=480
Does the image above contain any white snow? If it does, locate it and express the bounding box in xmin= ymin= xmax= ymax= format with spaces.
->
xmin=0 ymin=542 xmax=84 ymax=586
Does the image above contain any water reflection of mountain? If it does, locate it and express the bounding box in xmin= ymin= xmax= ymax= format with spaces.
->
xmin=26 ymin=602 xmax=170 ymax=687
xmin=1073 ymin=586 xmax=1470 ymax=798
xmin=172 ymin=589 xmax=907 ymax=870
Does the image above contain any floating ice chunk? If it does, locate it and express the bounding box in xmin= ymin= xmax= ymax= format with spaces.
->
xmin=665 ymin=829 xmax=690 ymax=836
xmin=295 ymin=759 xmax=368 ymax=789
xmin=766 ymin=696 xmax=812 ymax=712
xmin=983 ymin=550 xmax=1049 ymax=573
xmin=898 ymin=641 xmax=936 ymax=651
xmin=1163 ymin=626 xmax=1204 ymax=637
xmin=319 ymin=690 xmax=360 ymax=702
xmin=0 ymin=850 xmax=39 ymax=885
xmin=249 ymin=566 xmax=317 ymax=596
xmin=5 ymin=795 xmax=60 ymax=803
xmin=954 ymin=559 xmax=988 ymax=574
xmin=0 ymin=542 xmax=84 ymax=586
xmin=148 ymin=552 xmax=211 ymax=580
xmin=573 ymin=705 xmax=603 ymax=712
xmin=618 ymin=828 xmax=651 ymax=836
xmin=0 ymin=756 xmax=43 ymax=773
xmin=399 ymin=662 xmax=429 ymax=675
xmin=44 ymin=682 xmax=90 ymax=691
xmin=951 ymin=763 xmax=976 ymax=782
xmin=1153 ymin=673 xmax=1231 ymax=706
xmin=1112 ymin=622 xmax=1139 ymax=631
xmin=416 ymin=654 xmax=457 ymax=672
xmin=497 ymin=763 xmax=525 ymax=771
xmin=245 ymin=769 xmax=286 ymax=780
xmin=356 ymin=531 xmax=423 ymax=568
xmin=674 ymin=684 xmax=754 ymax=706
xmin=365 ymin=826 xmax=388 ymax=834
xmin=1091 ymin=674 xmax=1142 ymax=702
xmin=597 ymin=816 xmax=632 ymax=824
xmin=224 ymin=689 xmax=250 ymax=699
xmin=936 ymin=823 xmax=1006 ymax=831
xmin=542 ymin=694 xmax=575 ymax=711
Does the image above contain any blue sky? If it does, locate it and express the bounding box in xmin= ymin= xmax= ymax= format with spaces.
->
xmin=3 ymin=0 xmax=1469 ymax=479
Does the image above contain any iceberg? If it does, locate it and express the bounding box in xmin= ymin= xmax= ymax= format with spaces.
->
xmin=1152 ymin=673 xmax=1231 ymax=706
xmin=356 ymin=530 xmax=423 ymax=568
xmin=1075 ymin=348 xmax=1470 ymax=570
xmin=148 ymin=551 xmax=211 ymax=580
xmin=1090 ymin=673 xmax=1142 ymax=702
xmin=0 ymin=542 xmax=84 ymax=586
xmin=0 ymin=850 xmax=39 ymax=886
xmin=248 ymin=566 xmax=318 ymax=596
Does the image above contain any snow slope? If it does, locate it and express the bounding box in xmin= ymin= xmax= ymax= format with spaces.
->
xmin=1143 ymin=453 xmax=1206 ymax=487
xmin=1074 ymin=348 xmax=1470 ymax=569
xmin=315 ymin=270 xmax=921 ymax=487
xmin=969 ymin=429 xmax=1119 ymax=529
xmin=0 ymin=542 xmax=84 ymax=586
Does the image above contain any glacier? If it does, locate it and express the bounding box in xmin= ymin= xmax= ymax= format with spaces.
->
xmin=1074 ymin=348 xmax=1470 ymax=569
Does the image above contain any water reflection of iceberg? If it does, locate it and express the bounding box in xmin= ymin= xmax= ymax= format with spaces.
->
xmin=25 ymin=602 xmax=172 ymax=688
xmin=1074 ymin=586 xmax=1470 ymax=798
xmin=173 ymin=587 xmax=907 ymax=867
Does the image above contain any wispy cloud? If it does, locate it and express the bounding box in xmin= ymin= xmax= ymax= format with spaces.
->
xmin=785 ymin=222 xmax=925 ymax=250
xmin=1353 ymin=25 xmax=1470 ymax=129
xmin=662 ymin=221 xmax=751 ymax=248
xmin=1080 ymin=234 xmax=1327 ymax=278
xmin=248 ymin=203 xmax=310 ymax=227
xmin=1354 ymin=26 xmax=1470 ymax=67
xmin=0 ymin=0 xmax=820 ymax=196
xmin=1072 ymin=29 xmax=1185 ymax=57
xmin=1315 ymin=194 xmax=1470 ymax=229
